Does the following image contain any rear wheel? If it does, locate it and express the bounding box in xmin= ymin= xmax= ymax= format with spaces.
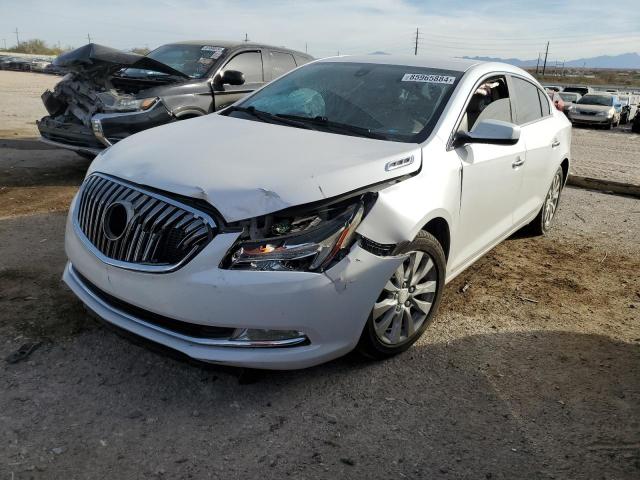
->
xmin=356 ymin=231 xmax=446 ymax=360
xmin=523 ymin=166 xmax=563 ymax=236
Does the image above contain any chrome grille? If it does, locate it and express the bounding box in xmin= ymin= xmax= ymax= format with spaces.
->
xmin=74 ymin=174 xmax=216 ymax=272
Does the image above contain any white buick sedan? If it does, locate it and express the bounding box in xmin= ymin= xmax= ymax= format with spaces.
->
xmin=63 ymin=56 xmax=571 ymax=369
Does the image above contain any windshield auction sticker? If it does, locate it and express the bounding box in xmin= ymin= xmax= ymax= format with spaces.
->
xmin=200 ymin=46 xmax=226 ymax=59
xmin=401 ymin=73 xmax=456 ymax=84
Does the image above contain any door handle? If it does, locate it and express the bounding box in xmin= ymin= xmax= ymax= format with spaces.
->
xmin=551 ymin=139 xmax=561 ymax=148
xmin=512 ymin=157 xmax=525 ymax=168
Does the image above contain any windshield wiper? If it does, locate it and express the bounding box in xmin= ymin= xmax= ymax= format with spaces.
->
xmin=276 ymin=114 xmax=389 ymax=140
xmin=226 ymin=106 xmax=315 ymax=130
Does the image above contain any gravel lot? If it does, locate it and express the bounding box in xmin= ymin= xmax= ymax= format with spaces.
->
xmin=1 ymin=70 xmax=639 ymax=479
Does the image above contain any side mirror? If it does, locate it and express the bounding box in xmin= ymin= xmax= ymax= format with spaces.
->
xmin=454 ymin=119 xmax=521 ymax=148
xmin=219 ymin=70 xmax=245 ymax=86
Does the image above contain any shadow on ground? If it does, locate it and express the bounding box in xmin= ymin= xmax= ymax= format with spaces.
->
xmin=2 ymin=328 xmax=638 ymax=479
xmin=0 ymin=137 xmax=89 ymax=188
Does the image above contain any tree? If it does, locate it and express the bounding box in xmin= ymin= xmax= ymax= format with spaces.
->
xmin=7 ymin=39 xmax=69 ymax=56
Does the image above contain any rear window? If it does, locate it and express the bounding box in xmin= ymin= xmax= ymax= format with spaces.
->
xmin=512 ymin=77 xmax=544 ymax=125
xmin=538 ymin=90 xmax=551 ymax=116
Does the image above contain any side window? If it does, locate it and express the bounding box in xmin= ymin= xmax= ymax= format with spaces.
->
xmin=511 ymin=77 xmax=543 ymax=125
xmin=223 ymin=51 xmax=263 ymax=83
xmin=538 ymin=89 xmax=551 ymax=116
xmin=458 ymin=75 xmax=513 ymax=133
xmin=270 ymin=51 xmax=297 ymax=79
xmin=293 ymin=54 xmax=312 ymax=67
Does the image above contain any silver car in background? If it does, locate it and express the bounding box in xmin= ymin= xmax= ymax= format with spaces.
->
xmin=568 ymin=93 xmax=621 ymax=129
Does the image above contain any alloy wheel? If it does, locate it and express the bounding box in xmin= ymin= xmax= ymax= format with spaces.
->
xmin=543 ymin=170 xmax=562 ymax=229
xmin=372 ymin=251 xmax=438 ymax=346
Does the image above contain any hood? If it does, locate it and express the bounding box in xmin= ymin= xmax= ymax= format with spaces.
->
xmin=89 ymin=114 xmax=421 ymax=222
xmin=54 ymin=43 xmax=189 ymax=78
xmin=575 ymin=104 xmax=613 ymax=113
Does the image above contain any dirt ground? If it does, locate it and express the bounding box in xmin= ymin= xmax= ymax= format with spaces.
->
xmin=1 ymin=70 xmax=639 ymax=479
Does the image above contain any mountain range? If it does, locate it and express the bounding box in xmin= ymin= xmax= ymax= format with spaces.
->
xmin=462 ymin=52 xmax=640 ymax=69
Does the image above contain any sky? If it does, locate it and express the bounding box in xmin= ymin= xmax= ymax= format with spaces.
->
xmin=2 ymin=0 xmax=639 ymax=61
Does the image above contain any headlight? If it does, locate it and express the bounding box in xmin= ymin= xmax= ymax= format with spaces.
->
xmin=221 ymin=196 xmax=371 ymax=272
xmin=112 ymin=97 xmax=158 ymax=112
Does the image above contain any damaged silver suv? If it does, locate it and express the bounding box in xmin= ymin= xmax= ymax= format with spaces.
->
xmin=37 ymin=41 xmax=312 ymax=158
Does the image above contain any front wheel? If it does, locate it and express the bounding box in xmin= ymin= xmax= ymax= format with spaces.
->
xmin=356 ymin=231 xmax=446 ymax=360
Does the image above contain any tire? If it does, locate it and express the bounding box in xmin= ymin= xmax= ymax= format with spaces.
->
xmin=523 ymin=166 xmax=564 ymax=236
xmin=606 ymin=121 xmax=613 ymax=130
xmin=356 ymin=231 xmax=446 ymax=360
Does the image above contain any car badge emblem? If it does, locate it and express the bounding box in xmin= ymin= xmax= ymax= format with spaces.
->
xmin=103 ymin=200 xmax=134 ymax=241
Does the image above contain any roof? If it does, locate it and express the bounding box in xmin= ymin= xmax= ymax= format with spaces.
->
xmin=169 ymin=40 xmax=310 ymax=57
xmin=316 ymin=54 xmax=483 ymax=72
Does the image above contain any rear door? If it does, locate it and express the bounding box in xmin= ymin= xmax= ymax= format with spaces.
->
xmin=213 ymin=50 xmax=265 ymax=110
xmin=509 ymin=75 xmax=560 ymax=223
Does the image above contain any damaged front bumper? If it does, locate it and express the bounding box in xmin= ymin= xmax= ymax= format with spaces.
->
xmin=38 ymin=100 xmax=174 ymax=155
xmin=63 ymin=195 xmax=404 ymax=369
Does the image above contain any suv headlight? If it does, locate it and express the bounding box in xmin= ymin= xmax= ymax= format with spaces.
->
xmin=221 ymin=195 xmax=372 ymax=272
xmin=112 ymin=97 xmax=158 ymax=112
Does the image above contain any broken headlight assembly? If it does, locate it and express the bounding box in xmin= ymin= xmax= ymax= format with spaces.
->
xmin=221 ymin=194 xmax=374 ymax=272
xmin=111 ymin=97 xmax=158 ymax=112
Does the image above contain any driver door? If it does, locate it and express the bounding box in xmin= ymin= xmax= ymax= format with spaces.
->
xmin=450 ymin=76 xmax=526 ymax=270
xmin=213 ymin=50 xmax=265 ymax=110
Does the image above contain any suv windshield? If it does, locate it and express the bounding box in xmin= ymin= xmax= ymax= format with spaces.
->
xmin=230 ymin=62 xmax=462 ymax=142
xmin=578 ymin=95 xmax=614 ymax=106
xmin=559 ymin=93 xmax=579 ymax=102
xmin=124 ymin=44 xmax=226 ymax=79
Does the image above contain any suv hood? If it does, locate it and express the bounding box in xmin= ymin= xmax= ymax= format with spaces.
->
xmin=89 ymin=114 xmax=422 ymax=222
xmin=54 ymin=43 xmax=189 ymax=78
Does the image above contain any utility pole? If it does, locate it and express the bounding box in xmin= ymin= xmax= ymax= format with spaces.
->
xmin=561 ymin=60 xmax=565 ymax=77
xmin=244 ymin=33 xmax=249 ymax=43
xmin=542 ymin=41 xmax=549 ymax=76
xmin=87 ymin=33 xmax=92 ymax=44
xmin=305 ymin=42 xmax=308 ymax=53
xmin=14 ymin=28 xmax=20 ymax=46
xmin=2 ymin=39 xmax=6 ymax=50
xmin=414 ymin=27 xmax=419 ymax=55
xmin=535 ymin=52 xmax=541 ymax=74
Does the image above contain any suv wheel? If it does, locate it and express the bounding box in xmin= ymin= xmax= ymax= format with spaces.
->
xmin=357 ymin=231 xmax=445 ymax=360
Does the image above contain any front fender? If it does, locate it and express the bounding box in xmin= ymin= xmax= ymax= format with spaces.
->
xmin=355 ymin=143 xmax=460 ymax=249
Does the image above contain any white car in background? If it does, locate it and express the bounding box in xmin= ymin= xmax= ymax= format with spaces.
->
xmin=63 ymin=56 xmax=571 ymax=369
xmin=558 ymin=91 xmax=581 ymax=115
